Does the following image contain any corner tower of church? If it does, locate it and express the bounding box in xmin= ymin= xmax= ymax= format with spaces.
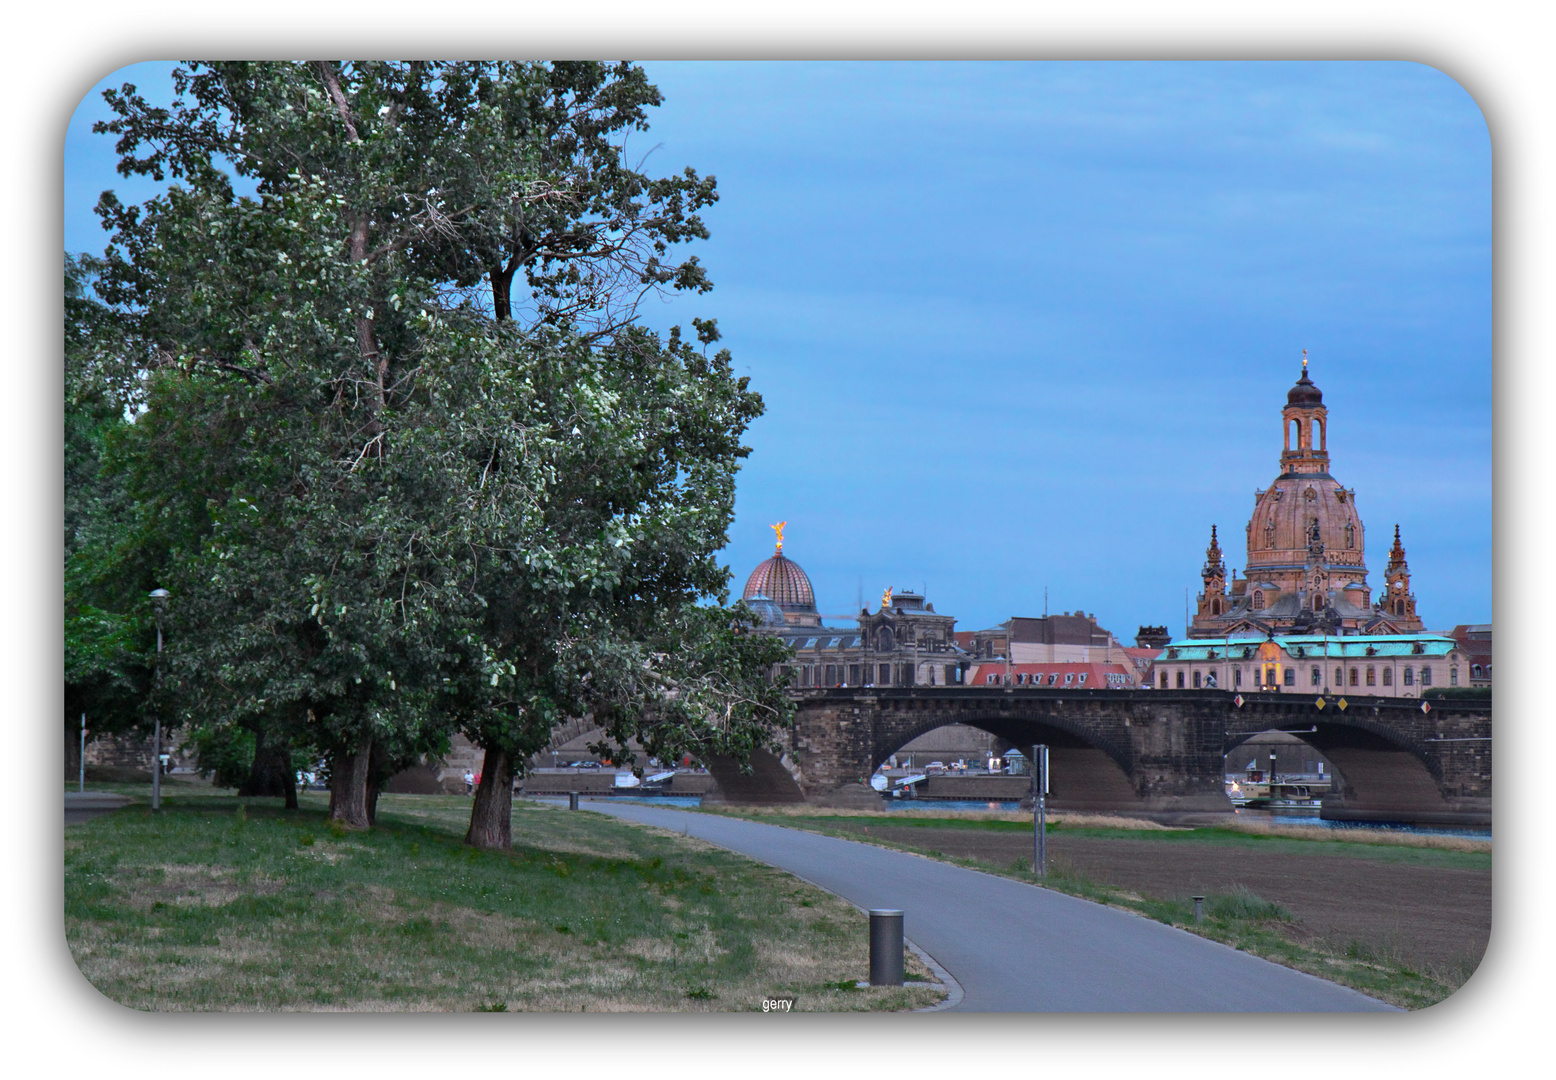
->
xmin=1188 ymin=356 xmax=1425 ymax=638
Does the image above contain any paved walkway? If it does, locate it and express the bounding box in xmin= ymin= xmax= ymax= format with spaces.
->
xmin=576 ymin=800 xmax=1397 ymax=1013
xmin=64 ymin=792 xmax=132 ymax=825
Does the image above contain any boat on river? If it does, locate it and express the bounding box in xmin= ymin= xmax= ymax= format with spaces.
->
xmin=1227 ymin=771 xmax=1328 ymax=811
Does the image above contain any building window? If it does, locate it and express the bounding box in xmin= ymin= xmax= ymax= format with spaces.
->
xmin=1193 ymin=670 xmax=1201 ymax=689
xmin=1420 ymin=666 xmax=1432 ymax=686
xmin=1403 ymin=667 xmax=1414 ymax=686
xmin=1334 ymin=667 xmax=1343 ymax=685
xmin=1284 ymin=668 xmax=1296 ymax=686
xmin=1349 ymin=668 xmax=1359 ymax=687
xmin=1065 ymin=673 xmax=1074 ymax=686
xmin=1160 ymin=671 xmax=1169 ymax=689
xmin=1471 ymin=664 xmax=1482 ymax=679
xmin=1205 ymin=671 xmax=1217 ymax=688
xmin=1253 ymin=591 xmax=1265 ymax=610
xmin=986 ymin=674 xmax=997 ymax=686
xmin=1176 ymin=671 xmax=1185 ymax=689
xmin=1383 ymin=667 xmax=1393 ymax=687
xmin=1234 ymin=667 xmax=1242 ymax=687
xmin=1079 ymin=673 xmax=1088 ymax=685
xmin=880 ymin=664 xmax=892 ymax=686
xmin=1311 ymin=666 xmax=1321 ymax=686
xmin=1366 ymin=666 xmax=1376 ymax=686
xmin=1450 ymin=667 xmax=1459 ymax=686
xmin=877 ymin=628 xmax=894 ymax=652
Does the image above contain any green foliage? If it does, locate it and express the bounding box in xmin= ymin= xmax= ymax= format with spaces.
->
xmin=73 ymin=60 xmax=787 ymax=839
xmin=64 ymin=254 xmax=157 ymax=748
xmin=184 ymin=724 xmax=256 ymax=789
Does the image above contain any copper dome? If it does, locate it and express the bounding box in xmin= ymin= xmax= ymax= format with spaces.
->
xmin=1287 ymin=368 xmax=1323 ymax=406
xmin=743 ymin=552 xmax=815 ymax=610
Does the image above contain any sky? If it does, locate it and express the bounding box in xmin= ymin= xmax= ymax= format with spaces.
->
xmin=63 ymin=60 xmax=1492 ymax=638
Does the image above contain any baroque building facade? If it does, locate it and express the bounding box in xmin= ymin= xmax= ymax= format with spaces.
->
xmin=1149 ymin=632 xmax=1465 ymax=699
xmin=1188 ymin=358 xmax=1425 ymax=639
xmin=740 ymin=526 xmax=970 ymax=688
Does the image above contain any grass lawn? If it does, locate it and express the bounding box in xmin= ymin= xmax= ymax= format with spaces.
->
xmin=64 ymin=789 xmax=944 ymax=1012
xmin=696 ymin=807 xmax=1489 ymax=1010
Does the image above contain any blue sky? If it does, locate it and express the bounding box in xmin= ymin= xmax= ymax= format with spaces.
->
xmin=64 ymin=61 xmax=1492 ymax=637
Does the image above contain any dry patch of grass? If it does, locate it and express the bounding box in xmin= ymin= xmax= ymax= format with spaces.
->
xmin=1215 ymin=818 xmax=1490 ymax=853
xmin=65 ymin=792 xmax=943 ymax=1013
xmin=713 ymin=804 xmax=1181 ymax=830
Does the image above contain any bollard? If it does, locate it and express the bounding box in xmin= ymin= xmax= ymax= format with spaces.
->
xmin=868 ymin=909 xmax=905 ymax=986
xmin=568 ymin=792 xmax=579 ymax=811
xmin=1193 ymin=896 xmax=1205 ymax=923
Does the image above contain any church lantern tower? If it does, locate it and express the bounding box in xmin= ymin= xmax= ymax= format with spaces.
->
xmin=1280 ymin=351 xmax=1329 ymax=481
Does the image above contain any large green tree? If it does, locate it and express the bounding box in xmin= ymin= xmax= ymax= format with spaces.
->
xmin=84 ymin=61 xmax=790 ymax=840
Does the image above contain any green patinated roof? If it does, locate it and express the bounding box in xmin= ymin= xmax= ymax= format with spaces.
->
xmin=1161 ymin=633 xmax=1457 ymax=661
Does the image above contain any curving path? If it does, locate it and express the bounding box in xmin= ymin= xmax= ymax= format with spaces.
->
xmin=576 ymin=800 xmax=1397 ymax=1013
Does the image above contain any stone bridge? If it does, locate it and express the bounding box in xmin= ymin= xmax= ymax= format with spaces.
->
xmin=713 ymin=687 xmax=1491 ymax=826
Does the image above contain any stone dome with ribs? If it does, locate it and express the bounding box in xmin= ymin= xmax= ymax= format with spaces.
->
xmin=742 ymin=552 xmax=815 ymax=609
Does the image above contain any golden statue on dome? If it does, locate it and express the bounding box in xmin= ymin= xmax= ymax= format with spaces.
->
xmin=770 ymin=521 xmax=786 ymax=553
xmin=881 ymin=586 xmax=893 ymax=611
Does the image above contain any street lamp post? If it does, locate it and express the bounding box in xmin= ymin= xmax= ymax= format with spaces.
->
xmin=149 ymin=588 xmax=170 ymax=811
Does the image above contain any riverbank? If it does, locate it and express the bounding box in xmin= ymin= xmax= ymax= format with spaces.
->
xmin=696 ymin=807 xmax=1489 ymax=1009
xmin=64 ymin=789 xmax=943 ymax=1012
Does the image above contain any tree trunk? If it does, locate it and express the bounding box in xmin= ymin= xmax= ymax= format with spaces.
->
xmin=66 ymin=716 xmax=83 ymax=782
xmin=283 ymin=762 xmax=298 ymax=811
xmin=327 ymin=734 xmax=374 ymax=829
xmin=490 ymin=263 xmax=514 ymax=322
xmin=364 ymin=739 xmax=390 ymax=826
xmin=239 ymin=727 xmax=292 ymax=798
xmin=464 ymin=745 xmax=513 ymax=849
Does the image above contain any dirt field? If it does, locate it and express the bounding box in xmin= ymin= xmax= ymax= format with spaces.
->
xmin=819 ymin=821 xmax=1491 ymax=978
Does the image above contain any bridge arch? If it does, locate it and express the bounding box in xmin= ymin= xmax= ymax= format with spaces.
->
xmin=870 ymin=709 xmax=1144 ymax=813
xmin=1224 ymin=713 xmax=1456 ymax=821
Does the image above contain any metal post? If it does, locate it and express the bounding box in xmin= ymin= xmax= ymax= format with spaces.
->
xmin=1193 ymin=896 xmax=1205 ymax=923
xmin=568 ymin=791 xmax=579 ymax=811
xmin=152 ymin=621 xmax=162 ymax=812
xmin=868 ymin=909 xmax=904 ymax=986
xmin=79 ymin=713 xmax=86 ymax=792
xmin=1034 ymin=743 xmax=1049 ymax=877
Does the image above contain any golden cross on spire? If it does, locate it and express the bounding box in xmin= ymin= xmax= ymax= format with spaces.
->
xmin=771 ymin=521 xmax=786 ymax=553
xmin=1302 ymin=347 xmax=1308 ymax=372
